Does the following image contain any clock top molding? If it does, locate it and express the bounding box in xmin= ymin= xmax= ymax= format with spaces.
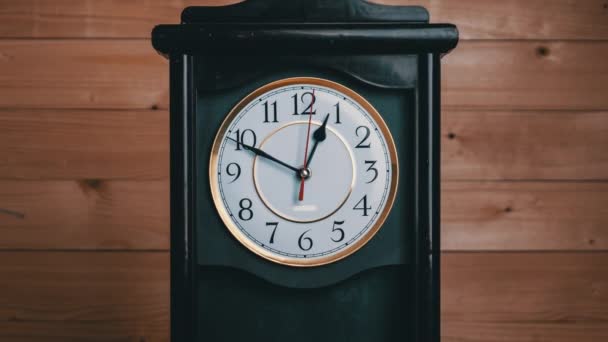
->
xmin=151 ymin=0 xmax=458 ymax=56
xmin=180 ymin=0 xmax=429 ymax=23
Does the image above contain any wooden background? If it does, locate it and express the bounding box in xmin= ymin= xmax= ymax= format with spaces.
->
xmin=0 ymin=0 xmax=607 ymax=341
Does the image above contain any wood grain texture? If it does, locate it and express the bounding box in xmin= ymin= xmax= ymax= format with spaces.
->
xmin=1 ymin=252 xmax=606 ymax=341
xmin=0 ymin=180 xmax=168 ymax=250
xmin=443 ymin=111 xmax=608 ymax=180
xmin=443 ymin=41 xmax=608 ymax=110
xmin=3 ymin=109 xmax=606 ymax=181
xmin=442 ymin=182 xmax=608 ymax=251
xmin=2 ymin=180 xmax=607 ymax=251
xmin=0 ymin=40 xmax=167 ymax=110
xmin=1 ymin=40 xmax=607 ymax=111
xmin=0 ymin=109 xmax=168 ymax=180
xmin=442 ymin=252 xmax=608 ymax=342
xmin=0 ymin=251 xmax=169 ymax=341
xmin=380 ymin=0 xmax=608 ymax=40
xmin=1 ymin=0 xmax=607 ymax=39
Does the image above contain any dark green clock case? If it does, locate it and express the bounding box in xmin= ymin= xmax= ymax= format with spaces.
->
xmin=152 ymin=1 xmax=458 ymax=341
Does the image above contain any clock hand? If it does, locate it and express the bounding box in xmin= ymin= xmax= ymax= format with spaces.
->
xmin=226 ymin=137 xmax=300 ymax=174
xmin=298 ymin=89 xmax=315 ymax=201
xmin=305 ymin=113 xmax=330 ymax=167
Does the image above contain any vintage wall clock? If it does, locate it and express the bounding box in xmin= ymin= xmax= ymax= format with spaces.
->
xmin=152 ymin=0 xmax=457 ymax=341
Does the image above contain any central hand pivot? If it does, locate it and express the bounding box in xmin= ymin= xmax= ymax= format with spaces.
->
xmin=299 ymin=168 xmax=312 ymax=180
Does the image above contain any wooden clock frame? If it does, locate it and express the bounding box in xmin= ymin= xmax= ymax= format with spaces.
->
xmin=152 ymin=0 xmax=458 ymax=341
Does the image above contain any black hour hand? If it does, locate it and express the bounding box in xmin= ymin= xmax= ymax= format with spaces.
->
xmin=306 ymin=113 xmax=330 ymax=166
xmin=227 ymin=137 xmax=300 ymax=174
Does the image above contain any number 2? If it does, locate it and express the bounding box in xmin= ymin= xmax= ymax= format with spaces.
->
xmin=355 ymin=126 xmax=371 ymax=148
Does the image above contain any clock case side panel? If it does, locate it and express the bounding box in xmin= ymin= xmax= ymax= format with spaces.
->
xmin=414 ymin=54 xmax=442 ymax=342
xmin=169 ymin=54 xmax=198 ymax=342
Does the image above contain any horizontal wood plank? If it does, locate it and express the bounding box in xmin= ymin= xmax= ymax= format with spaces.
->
xmin=1 ymin=40 xmax=607 ymax=111
xmin=0 ymin=251 xmax=169 ymax=341
xmin=0 ymin=109 xmax=168 ymax=180
xmin=1 ymin=251 xmax=606 ymax=341
xmin=0 ymin=40 xmax=167 ymax=110
xmin=1 ymin=0 xmax=607 ymax=40
xmin=443 ymin=41 xmax=608 ymax=111
xmin=442 ymin=252 xmax=608 ymax=342
xmin=381 ymin=0 xmax=608 ymax=40
xmin=0 ymin=180 xmax=168 ymax=250
xmin=2 ymin=109 xmax=606 ymax=181
xmin=1 ymin=180 xmax=606 ymax=251
xmin=443 ymin=110 xmax=608 ymax=180
xmin=442 ymin=182 xmax=608 ymax=251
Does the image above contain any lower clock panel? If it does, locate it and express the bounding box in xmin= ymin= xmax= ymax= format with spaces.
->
xmin=196 ymin=264 xmax=414 ymax=342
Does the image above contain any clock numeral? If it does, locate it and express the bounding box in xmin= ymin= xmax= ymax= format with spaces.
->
xmin=266 ymin=222 xmax=279 ymax=244
xmin=334 ymin=102 xmax=341 ymax=124
xmin=225 ymin=162 xmax=241 ymax=183
xmin=353 ymin=195 xmax=372 ymax=217
xmin=238 ymin=198 xmax=253 ymax=221
xmin=291 ymin=92 xmax=317 ymax=115
xmin=331 ymin=220 xmax=345 ymax=243
xmin=298 ymin=229 xmax=314 ymax=251
xmin=355 ymin=126 xmax=371 ymax=148
xmin=364 ymin=160 xmax=378 ymax=183
xmin=263 ymin=100 xmax=278 ymax=123
xmin=233 ymin=129 xmax=257 ymax=151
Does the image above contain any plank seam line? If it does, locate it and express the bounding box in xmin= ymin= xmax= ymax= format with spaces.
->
xmin=442 ymin=179 xmax=608 ymax=183
xmin=0 ymin=107 xmax=167 ymax=113
xmin=442 ymin=107 xmax=608 ymax=112
xmin=443 ymin=109 xmax=608 ymax=114
xmin=442 ymin=250 xmax=608 ymax=254
xmin=0 ymin=178 xmax=170 ymax=182
xmin=0 ymin=107 xmax=169 ymax=112
xmin=0 ymin=249 xmax=170 ymax=253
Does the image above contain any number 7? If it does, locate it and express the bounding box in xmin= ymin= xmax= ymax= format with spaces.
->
xmin=266 ymin=222 xmax=279 ymax=244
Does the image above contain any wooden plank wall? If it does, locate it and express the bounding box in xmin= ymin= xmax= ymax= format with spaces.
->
xmin=0 ymin=0 xmax=606 ymax=341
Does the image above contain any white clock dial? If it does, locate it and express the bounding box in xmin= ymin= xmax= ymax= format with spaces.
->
xmin=209 ymin=77 xmax=398 ymax=267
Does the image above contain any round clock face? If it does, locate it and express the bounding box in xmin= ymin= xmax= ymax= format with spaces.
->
xmin=209 ymin=77 xmax=398 ymax=267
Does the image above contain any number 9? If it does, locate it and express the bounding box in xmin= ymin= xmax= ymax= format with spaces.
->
xmin=226 ymin=162 xmax=241 ymax=183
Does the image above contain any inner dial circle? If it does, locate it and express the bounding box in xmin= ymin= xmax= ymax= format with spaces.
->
xmin=253 ymin=122 xmax=355 ymax=223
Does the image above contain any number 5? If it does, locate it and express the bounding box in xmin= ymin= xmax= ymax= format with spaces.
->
xmin=331 ymin=221 xmax=345 ymax=242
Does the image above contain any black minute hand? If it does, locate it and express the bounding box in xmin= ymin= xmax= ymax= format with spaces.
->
xmin=306 ymin=113 xmax=330 ymax=166
xmin=227 ymin=137 xmax=300 ymax=174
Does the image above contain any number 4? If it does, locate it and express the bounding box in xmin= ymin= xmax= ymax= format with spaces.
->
xmin=353 ymin=195 xmax=372 ymax=217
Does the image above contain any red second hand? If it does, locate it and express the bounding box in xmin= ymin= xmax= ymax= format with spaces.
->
xmin=298 ymin=89 xmax=315 ymax=201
